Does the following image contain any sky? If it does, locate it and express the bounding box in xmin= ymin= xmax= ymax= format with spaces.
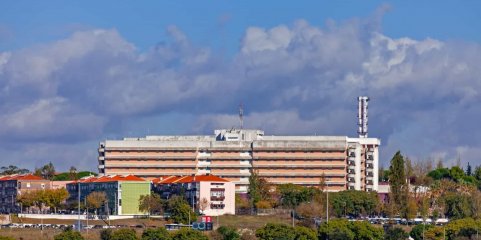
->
xmin=1 ymin=1 xmax=481 ymax=171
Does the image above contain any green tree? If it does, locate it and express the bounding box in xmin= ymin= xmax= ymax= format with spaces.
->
xmin=86 ymin=191 xmax=107 ymax=214
xmin=255 ymin=223 xmax=297 ymax=240
xmin=0 ymin=165 xmax=29 ymax=175
xmin=474 ymin=166 xmax=481 ymax=181
xmin=445 ymin=218 xmax=480 ymax=240
xmin=248 ymin=170 xmax=270 ymax=212
xmin=449 ymin=166 xmax=465 ymax=182
xmin=171 ymin=228 xmax=208 ymax=240
xmin=444 ymin=193 xmax=472 ymax=219
xmin=100 ymin=229 xmax=113 ymax=240
xmin=141 ymin=227 xmax=171 ymax=240
xmin=0 ymin=236 xmax=15 ymax=240
xmin=54 ymin=229 xmax=84 ymax=240
xmin=216 ymin=226 xmax=240 ymax=240
xmin=278 ymin=184 xmax=316 ymax=209
xmin=466 ymin=162 xmax=472 ymax=176
xmin=331 ymin=190 xmax=379 ymax=218
xmin=165 ymin=196 xmax=196 ymax=224
xmin=349 ymin=221 xmax=383 ymax=240
xmin=389 ymin=151 xmax=407 ymax=217
xmin=384 ymin=227 xmax=408 ymax=240
xmin=424 ymin=226 xmax=444 ymax=240
xmin=44 ymin=188 xmax=69 ymax=213
xmin=69 ymin=166 xmax=78 ymax=180
xmin=294 ymin=226 xmax=317 ymax=240
xmin=139 ymin=193 xmax=164 ymax=216
xmin=110 ymin=228 xmax=138 ymax=240
xmin=410 ymin=224 xmax=434 ymax=240
xmin=318 ymin=219 xmax=354 ymax=240
xmin=40 ymin=162 xmax=56 ymax=180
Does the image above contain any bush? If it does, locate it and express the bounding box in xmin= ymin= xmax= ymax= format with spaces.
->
xmin=110 ymin=228 xmax=139 ymax=240
xmin=142 ymin=227 xmax=171 ymax=240
xmin=54 ymin=229 xmax=84 ymax=240
xmin=0 ymin=236 xmax=15 ymax=240
xmin=217 ymin=226 xmax=240 ymax=240
xmin=100 ymin=229 xmax=113 ymax=240
xmin=294 ymin=226 xmax=317 ymax=240
xmin=384 ymin=227 xmax=408 ymax=240
xmin=171 ymin=228 xmax=208 ymax=240
xmin=318 ymin=219 xmax=354 ymax=240
xmin=410 ymin=224 xmax=434 ymax=240
xmin=445 ymin=218 xmax=480 ymax=239
xmin=256 ymin=223 xmax=297 ymax=240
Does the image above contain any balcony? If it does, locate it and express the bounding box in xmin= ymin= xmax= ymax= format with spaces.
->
xmin=348 ymin=173 xmax=355 ymax=178
xmin=253 ymin=156 xmax=345 ymax=160
xmin=348 ymin=165 xmax=356 ymax=170
xmin=98 ymin=156 xmax=105 ymax=161
xmin=348 ymin=182 xmax=355 ymax=187
xmin=254 ymin=163 xmax=345 ymax=169
xmin=210 ymin=196 xmax=225 ymax=201
xmin=98 ymin=148 xmax=105 ymax=153
xmin=366 ymin=176 xmax=373 ymax=181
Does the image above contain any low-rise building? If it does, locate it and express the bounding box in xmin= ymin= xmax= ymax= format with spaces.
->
xmin=66 ymin=175 xmax=150 ymax=215
xmin=152 ymin=174 xmax=235 ymax=216
xmin=0 ymin=174 xmax=50 ymax=213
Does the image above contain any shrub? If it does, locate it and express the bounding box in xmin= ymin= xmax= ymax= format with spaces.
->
xmin=256 ymin=223 xmax=297 ymax=240
xmin=410 ymin=224 xmax=434 ymax=240
xmin=294 ymin=226 xmax=317 ymax=240
xmin=384 ymin=227 xmax=409 ymax=240
xmin=217 ymin=226 xmax=240 ymax=240
xmin=142 ymin=227 xmax=171 ymax=240
xmin=110 ymin=228 xmax=138 ymax=240
xmin=171 ymin=228 xmax=208 ymax=240
xmin=54 ymin=229 xmax=84 ymax=240
xmin=100 ymin=229 xmax=113 ymax=240
xmin=0 ymin=236 xmax=15 ymax=240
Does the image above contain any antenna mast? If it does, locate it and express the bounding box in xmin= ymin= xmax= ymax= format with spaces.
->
xmin=239 ymin=103 xmax=244 ymax=129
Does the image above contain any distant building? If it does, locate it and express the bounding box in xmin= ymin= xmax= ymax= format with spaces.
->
xmin=66 ymin=175 xmax=150 ymax=215
xmin=98 ymin=128 xmax=380 ymax=193
xmin=152 ymin=174 xmax=235 ymax=216
xmin=0 ymin=174 xmax=50 ymax=213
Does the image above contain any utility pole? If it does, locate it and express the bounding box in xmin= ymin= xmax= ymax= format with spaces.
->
xmin=77 ymin=182 xmax=80 ymax=231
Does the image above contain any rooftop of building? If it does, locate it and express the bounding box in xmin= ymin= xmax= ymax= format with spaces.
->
xmin=0 ymin=174 xmax=46 ymax=181
xmin=152 ymin=174 xmax=229 ymax=184
xmin=70 ymin=174 xmax=146 ymax=184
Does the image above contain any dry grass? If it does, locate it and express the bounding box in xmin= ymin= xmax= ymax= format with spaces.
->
xmin=218 ymin=213 xmax=292 ymax=230
xmin=0 ymin=214 xmax=292 ymax=239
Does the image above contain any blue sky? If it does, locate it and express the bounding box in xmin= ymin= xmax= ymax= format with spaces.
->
xmin=2 ymin=1 xmax=481 ymax=52
xmin=1 ymin=1 xmax=481 ymax=171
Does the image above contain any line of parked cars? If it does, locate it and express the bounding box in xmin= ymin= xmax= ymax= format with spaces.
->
xmin=366 ymin=217 xmax=449 ymax=225
xmin=0 ymin=223 xmax=147 ymax=229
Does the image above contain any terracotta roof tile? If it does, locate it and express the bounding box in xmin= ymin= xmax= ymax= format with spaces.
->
xmin=0 ymin=174 xmax=46 ymax=181
xmin=153 ymin=175 xmax=229 ymax=184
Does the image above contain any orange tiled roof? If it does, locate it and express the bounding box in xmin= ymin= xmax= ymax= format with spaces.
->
xmin=0 ymin=174 xmax=46 ymax=181
xmin=153 ymin=175 xmax=229 ymax=184
xmin=70 ymin=175 xmax=146 ymax=184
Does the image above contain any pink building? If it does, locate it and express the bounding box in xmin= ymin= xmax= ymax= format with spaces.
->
xmin=152 ymin=174 xmax=235 ymax=216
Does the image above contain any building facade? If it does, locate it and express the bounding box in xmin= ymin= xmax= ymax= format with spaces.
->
xmin=0 ymin=174 xmax=50 ymax=213
xmin=99 ymin=129 xmax=380 ymax=193
xmin=152 ymin=174 xmax=235 ymax=216
xmin=66 ymin=175 xmax=150 ymax=215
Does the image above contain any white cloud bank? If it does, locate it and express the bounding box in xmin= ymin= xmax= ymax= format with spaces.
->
xmin=1 ymin=12 xmax=481 ymax=170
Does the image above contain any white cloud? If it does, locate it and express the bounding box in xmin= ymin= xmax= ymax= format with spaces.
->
xmin=1 ymin=11 xmax=481 ymax=170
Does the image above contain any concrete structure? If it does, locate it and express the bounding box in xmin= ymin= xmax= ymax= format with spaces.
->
xmin=0 ymin=174 xmax=50 ymax=213
xmin=152 ymin=174 xmax=235 ymax=216
xmin=99 ymin=129 xmax=380 ymax=193
xmin=66 ymin=175 xmax=150 ymax=215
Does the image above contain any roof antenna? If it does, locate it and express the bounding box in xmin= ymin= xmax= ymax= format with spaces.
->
xmin=239 ymin=102 xmax=244 ymax=129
